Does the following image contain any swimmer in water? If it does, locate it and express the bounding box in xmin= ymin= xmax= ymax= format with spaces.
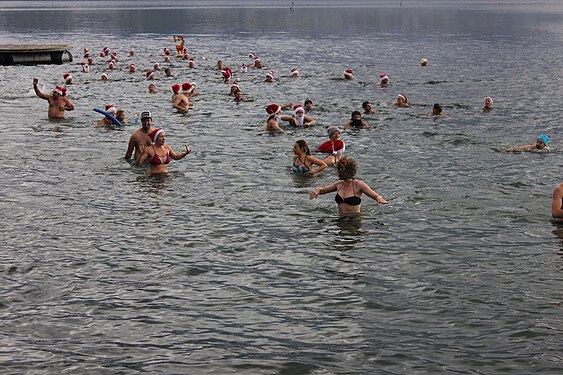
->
xmin=171 ymin=84 xmax=191 ymax=113
xmin=362 ymin=101 xmax=378 ymax=115
xmin=280 ymin=105 xmax=317 ymax=127
xmin=304 ymin=99 xmax=314 ymax=112
xmin=265 ymin=103 xmax=287 ymax=133
xmin=136 ymin=127 xmax=191 ymax=175
xmin=483 ymin=96 xmax=494 ymax=110
xmin=393 ymin=93 xmax=409 ymax=107
xmin=148 ymin=84 xmax=157 ymax=93
xmin=125 ymin=111 xmax=154 ymax=163
xmin=345 ymin=111 xmax=369 ymax=129
xmin=63 ymin=73 xmax=73 ymax=85
xmin=343 ymin=69 xmax=354 ymax=80
xmin=506 ymin=134 xmax=550 ymax=151
xmin=420 ymin=57 xmax=428 ymax=67
xmin=32 ymin=78 xmax=74 ymax=119
xmin=310 ymin=157 xmax=388 ymax=216
xmin=316 ymin=126 xmax=345 ymax=166
xmin=264 ymin=71 xmax=275 ymax=83
xmin=116 ymin=109 xmax=126 ymax=125
xmin=377 ymin=74 xmax=389 ymax=87
xmin=292 ymin=140 xmax=327 ymax=175
xmin=290 ymin=68 xmax=299 ymax=78
xmin=429 ymin=103 xmax=445 ymax=117
xmin=552 ymin=183 xmax=563 ymax=219
xmin=96 ymin=104 xmax=118 ymax=127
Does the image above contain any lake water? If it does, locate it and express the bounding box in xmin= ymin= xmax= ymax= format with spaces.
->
xmin=0 ymin=1 xmax=562 ymax=374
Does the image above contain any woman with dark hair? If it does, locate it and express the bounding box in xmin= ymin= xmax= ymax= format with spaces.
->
xmin=310 ymin=157 xmax=388 ymax=215
xmin=292 ymin=140 xmax=327 ymax=175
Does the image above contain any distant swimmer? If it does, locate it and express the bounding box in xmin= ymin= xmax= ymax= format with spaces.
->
xmin=265 ymin=103 xmax=285 ymax=133
xmin=362 ymin=101 xmax=378 ymax=114
xmin=229 ymin=83 xmax=240 ymax=96
xmin=96 ymin=104 xmax=118 ymax=127
xmin=136 ymin=127 xmax=191 ymax=175
xmin=125 ymin=111 xmax=154 ymax=163
xmin=129 ymin=64 xmax=136 ymax=73
xmin=216 ymin=60 xmax=225 ymax=70
xmin=506 ymin=134 xmax=549 ymax=152
xmin=343 ymin=69 xmax=354 ymax=80
xmin=101 ymin=72 xmax=109 ymax=81
xmin=310 ymin=157 xmax=388 ymax=216
xmin=164 ymin=68 xmax=174 ymax=77
xmin=63 ymin=73 xmax=73 ymax=85
xmin=81 ymin=62 xmax=89 ymax=73
xmin=32 ymin=78 xmax=74 ymax=118
xmin=116 ymin=109 xmax=126 ymax=125
xmin=171 ymin=84 xmax=191 ymax=113
xmin=281 ymin=105 xmax=316 ymax=127
xmin=377 ymin=73 xmax=389 ymax=87
xmin=264 ymin=70 xmax=275 ymax=83
xmin=254 ymin=58 xmax=263 ymax=69
xmin=291 ymin=140 xmax=327 ymax=175
xmin=345 ymin=111 xmax=369 ymax=129
xmin=146 ymin=71 xmax=155 ymax=80
xmin=233 ymin=90 xmax=249 ymax=103
xmin=552 ymin=183 xmax=563 ymax=219
xmin=304 ymin=99 xmax=314 ymax=112
xmin=290 ymin=68 xmax=299 ymax=78
xmin=188 ymin=58 xmax=196 ymax=68
xmin=222 ymin=67 xmax=233 ymax=83
xmin=393 ymin=93 xmax=409 ymax=107
xmin=483 ymin=96 xmax=494 ymax=110
xmin=316 ymin=126 xmax=345 ymax=166
xmin=429 ymin=103 xmax=446 ymax=117
xmin=148 ymin=84 xmax=157 ymax=93
xmin=420 ymin=57 xmax=428 ymax=66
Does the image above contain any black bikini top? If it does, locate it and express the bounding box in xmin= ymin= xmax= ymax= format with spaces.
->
xmin=335 ymin=181 xmax=361 ymax=205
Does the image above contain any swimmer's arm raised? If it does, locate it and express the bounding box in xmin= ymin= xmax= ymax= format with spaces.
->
xmin=169 ymin=144 xmax=191 ymax=160
xmin=32 ymin=78 xmax=49 ymax=100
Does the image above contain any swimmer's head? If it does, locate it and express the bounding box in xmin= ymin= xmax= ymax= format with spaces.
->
xmin=337 ymin=157 xmax=357 ymax=181
xmin=304 ymin=99 xmax=314 ymax=109
xmin=294 ymin=105 xmax=304 ymax=116
xmin=53 ymin=85 xmax=66 ymax=97
xmin=165 ymin=68 xmax=173 ymax=76
xmin=116 ymin=109 xmax=126 ymax=123
xmin=344 ymin=69 xmax=354 ymax=79
xmin=351 ymin=111 xmax=362 ymax=120
xmin=379 ymin=73 xmax=389 ymax=83
xmin=182 ymin=82 xmax=192 ymax=92
xmin=129 ymin=49 xmax=135 ymax=56
xmin=146 ymin=71 xmax=155 ymax=80
xmin=153 ymin=62 xmax=160 ymax=70
xmin=362 ymin=101 xmax=372 ymax=111
xmin=101 ymin=73 xmax=109 ymax=81
xmin=141 ymin=111 xmax=153 ymax=129
xmin=104 ymin=104 xmax=117 ymax=115
xmin=397 ymin=93 xmax=408 ymax=104
xmin=129 ymin=63 xmax=136 ymax=72
xmin=294 ymin=139 xmax=311 ymax=156
xmin=266 ymin=104 xmax=281 ymax=115
xmin=265 ymin=71 xmax=275 ymax=81
xmin=141 ymin=111 xmax=152 ymax=120
xmin=484 ymin=96 xmax=493 ymax=109
xmin=149 ymin=128 xmax=165 ymax=144
xmin=291 ymin=68 xmax=299 ymax=77
xmin=421 ymin=57 xmax=428 ymax=66
xmin=327 ymin=126 xmax=341 ymax=138
xmin=172 ymin=84 xmax=181 ymax=94
xmin=148 ymin=84 xmax=157 ymax=93
xmin=537 ymin=134 xmax=549 ymax=148
xmin=63 ymin=73 xmax=72 ymax=84
xmin=432 ymin=103 xmax=442 ymax=114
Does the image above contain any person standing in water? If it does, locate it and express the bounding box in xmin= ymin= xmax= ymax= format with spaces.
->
xmin=32 ymin=78 xmax=74 ymax=118
xmin=125 ymin=111 xmax=154 ymax=163
xmin=136 ymin=127 xmax=191 ymax=175
xmin=310 ymin=157 xmax=388 ymax=215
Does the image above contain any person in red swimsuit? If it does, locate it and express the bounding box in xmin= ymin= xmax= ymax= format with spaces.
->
xmin=136 ymin=127 xmax=191 ymax=175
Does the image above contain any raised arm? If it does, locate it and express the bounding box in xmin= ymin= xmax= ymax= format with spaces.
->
xmin=169 ymin=144 xmax=191 ymax=161
xmin=358 ymin=180 xmax=388 ymax=204
xmin=32 ymin=78 xmax=49 ymax=100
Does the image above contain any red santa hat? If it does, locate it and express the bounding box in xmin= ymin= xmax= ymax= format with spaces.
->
xmin=294 ymin=105 xmax=304 ymax=114
xmin=63 ymin=73 xmax=72 ymax=82
xmin=248 ymin=52 xmax=256 ymax=59
xmin=146 ymin=71 xmax=155 ymax=80
xmin=265 ymin=70 xmax=275 ymax=79
xmin=380 ymin=73 xmax=389 ymax=81
xmin=172 ymin=83 xmax=181 ymax=94
xmin=83 ymin=47 xmax=88 ymax=54
xmin=266 ymin=104 xmax=281 ymax=115
xmin=101 ymin=72 xmax=109 ymax=80
xmin=182 ymin=82 xmax=192 ymax=91
xmin=149 ymin=128 xmax=164 ymax=144
xmin=104 ymin=104 xmax=117 ymax=114
xmin=53 ymin=85 xmax=66 ymax=96
xmin=153 ymin=62 xmax=160 ymax=69
xmin=129 ymin=63 xmax=135 ymax=68
xmin=397 ymin=93 xmax=408 ymax=103
xmin=344 ymin=69 xmax=353 ymax=78
xmin=222 ymin=67 xmax=232 ymax=78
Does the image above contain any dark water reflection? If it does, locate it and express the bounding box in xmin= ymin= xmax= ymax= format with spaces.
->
xmin=1 ymin=3 xmax=563 ymax=375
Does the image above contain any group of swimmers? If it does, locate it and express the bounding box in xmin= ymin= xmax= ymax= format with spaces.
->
xmin=31 ymin=44 xmax=560 ymax=217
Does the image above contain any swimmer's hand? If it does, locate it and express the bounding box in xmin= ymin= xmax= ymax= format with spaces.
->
xmin=309 ymin=188 xmax=322 ymax=200
xmin=33 ymin=78 xmax=38 ymax=85
xmin=375 ymin=195 xmax=389 ymax=205
xmin=184 ymin=144 xmax=191 ymax=154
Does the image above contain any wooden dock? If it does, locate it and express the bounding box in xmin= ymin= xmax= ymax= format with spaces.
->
xmin=0 ymin=44 xmax=73 ymax=65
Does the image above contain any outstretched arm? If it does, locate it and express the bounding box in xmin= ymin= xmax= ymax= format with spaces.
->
xmin=358 ymin=180 xmax=388 ymax=204
xmin=310 ymin=181 xmax=339 ymax=199
xmin=32 ymin=78 xmax=49 ymax=100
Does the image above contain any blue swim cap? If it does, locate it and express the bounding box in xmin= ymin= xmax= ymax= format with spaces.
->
xmin=537 ymin=134 xmax=549 ymax=145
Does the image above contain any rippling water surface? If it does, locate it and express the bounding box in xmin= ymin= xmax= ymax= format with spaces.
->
xmin=1 ymin=2 xmax=562 ymax=374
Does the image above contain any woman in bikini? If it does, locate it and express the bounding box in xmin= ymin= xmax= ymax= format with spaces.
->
xmin=292 ymin=140 xmax=327 ymax=175
xmin=310 ymin=157 xmax=388 ymax=215
xmin=136 ymin=128 xmax=191 ymax=175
